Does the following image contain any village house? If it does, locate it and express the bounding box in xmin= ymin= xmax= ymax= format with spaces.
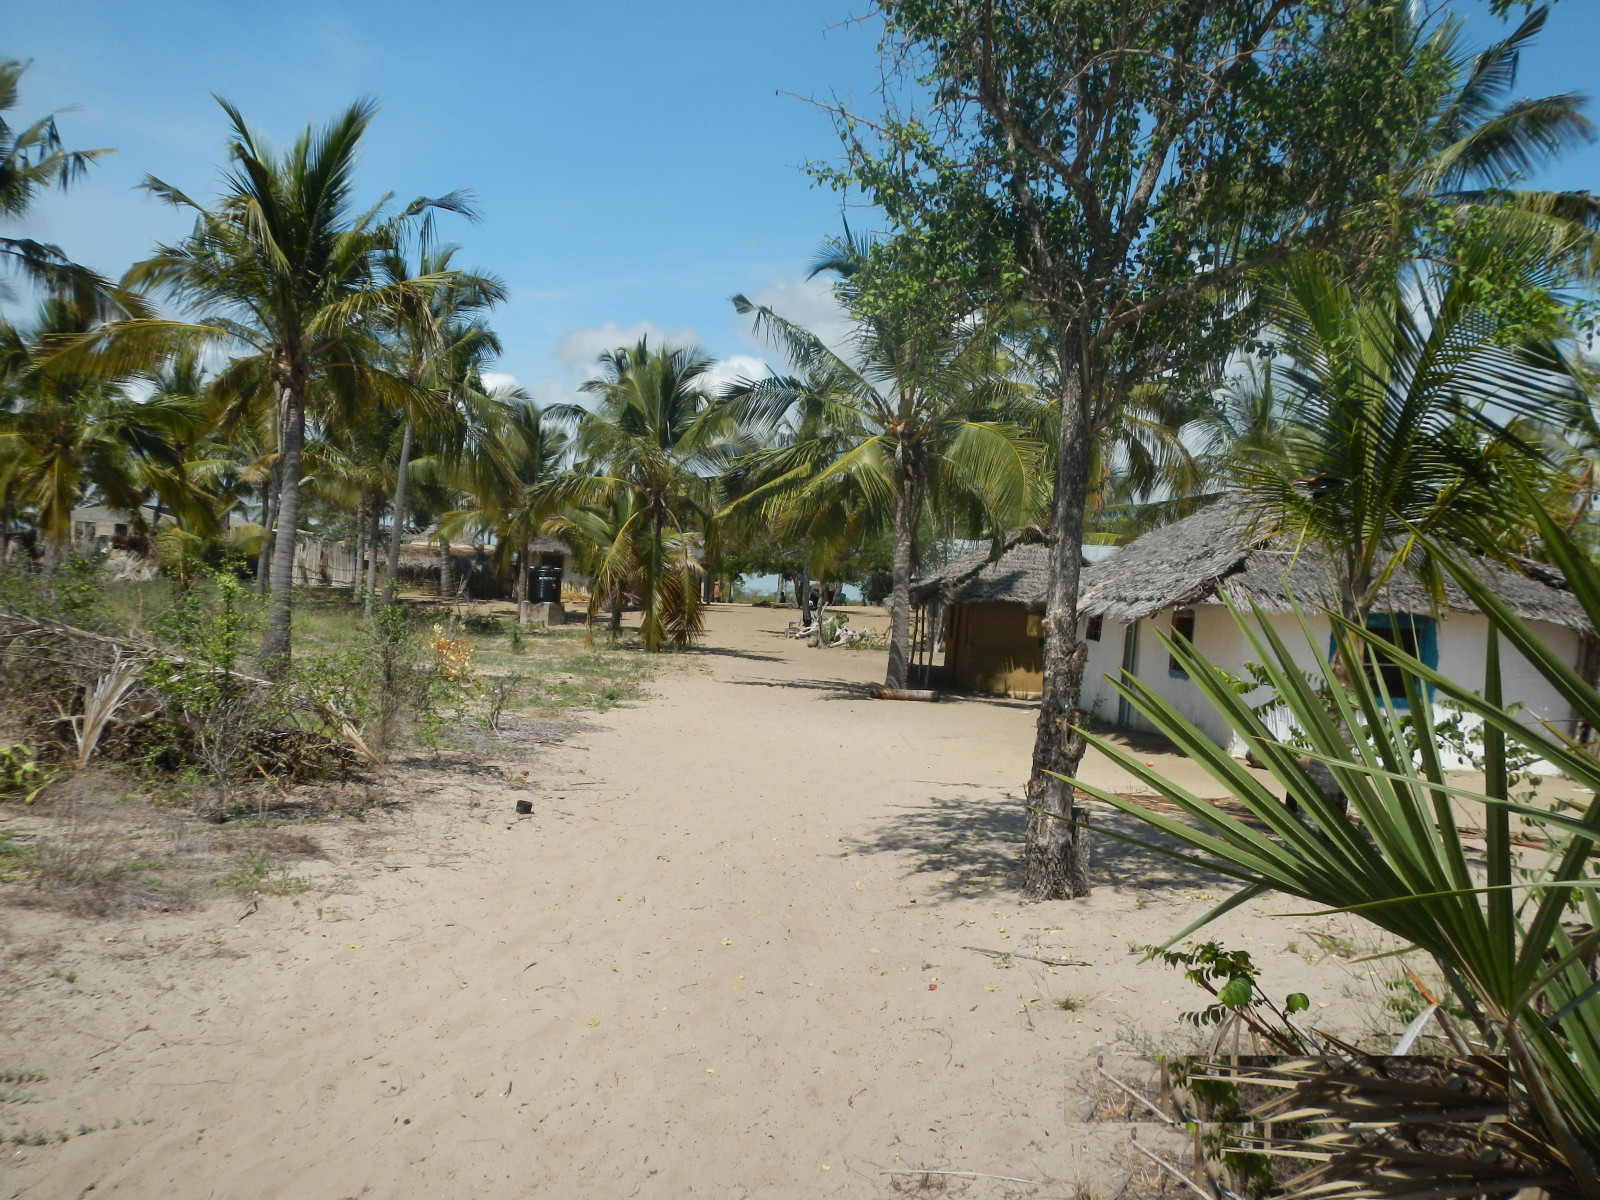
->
xmin=1075 ymin=497 xmax=1593 ymax=762
xmin=908 ymin=531 xmax=1100 ymax=698
xmin=912 ymin=498 xmax=1593 ymax=764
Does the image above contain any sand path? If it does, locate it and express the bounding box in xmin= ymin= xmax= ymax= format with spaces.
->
xmin=5 ymin=605 xmax=1362 ymax=1198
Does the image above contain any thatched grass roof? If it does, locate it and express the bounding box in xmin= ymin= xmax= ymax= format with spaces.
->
xmin=1077 ymin=496 xmax=1590 ymax=631
xmin=911 ymin=529 xmax=1060 ymax=610
xmin=393 ymin=536 xmax=571 ymax=570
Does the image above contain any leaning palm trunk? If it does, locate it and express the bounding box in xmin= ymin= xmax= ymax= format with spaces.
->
xmin=883 ymin=479 xmax=915 ymax=689
xmin=1025 ymin=333 xmax=1092 ymax=899
xmin=260 ymin=383 xmax=304 ymax=666
xmin=384 ymin=415 xmax=414 ymax=601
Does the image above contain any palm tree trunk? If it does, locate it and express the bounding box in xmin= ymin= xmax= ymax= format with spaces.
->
xmin=363 ymin=495 xmax=381 ymax=618
xmin=1024 ymin=328 xmax=1093 ymax=900
xmin=797 ymin=554 xmax=811 ymax=628
xmin=515 ymin=540 xmax=529 ymax=623
xmin=255 ymin=474 xmax=276 ymax=595
xmin=384 ymin=415 xmax=414 ymax=601
xmin=609 ymin=589 xmax=623 ymax=641
xmin=884 ymin=483 xmax=915 ymax=689
xmin=353 ymin=493 xmax=366 ymax=603
xmin=260 ymin=384 xmax=304 ymax=667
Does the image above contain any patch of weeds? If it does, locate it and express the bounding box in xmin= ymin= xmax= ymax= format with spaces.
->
xmin=5 ymin=1116 xmax=152 ymax=1145
xmin=1307 ymin=929 xmax=1355 ymax=959
xmin=46 ymin=966 xmax=76 ymax=984
xmin=0 ymin=830 xmax=37 ymax=879
xmin=1055 ymin=995 xmax=1085 ymax=1012
xmin=0 ymin=1070 xmax=45 ymax=1085
xmin=216 ymin=850 xmax=313 ymax=896
xmin=0 ymin=745 xmax=54 ymax=805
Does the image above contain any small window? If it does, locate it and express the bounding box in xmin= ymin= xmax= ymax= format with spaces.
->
xmin=1085 ymin=615 xmax=1103 ymax=642
xmin=114 ymin=524 xmax=128 ymax=536
xmin=1026 ymin=612 xmax=1042 ymax=638
xmin=1168 ymin=608 xmax=1196 ymax=677
xmin=1364 ymin=614 xmax=1437 ymax=706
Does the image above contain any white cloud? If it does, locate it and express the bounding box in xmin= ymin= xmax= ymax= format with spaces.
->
xmin=527 ymin=378 xmax=588 ymax=412
xmin=480 ymin=371 xmax=520 ymax=394
xmin=700 ymin=354 xmax=776 ymax=398
xmin=738 ymin=274 xmax=857 ymax=363
xmin=552 ymin=320 xmax=700 ymax=375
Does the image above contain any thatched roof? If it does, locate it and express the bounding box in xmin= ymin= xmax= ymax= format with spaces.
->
xmin=911 ymin=529 xmax=1063 ymax=610
xmin=393 ymin=536 xmax=571 ymax=570
xmin=1077 ymin=496 xmax=1590 ymax=631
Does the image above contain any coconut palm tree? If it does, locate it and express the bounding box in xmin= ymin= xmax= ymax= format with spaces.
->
xmin=728 ymin=278 xmax=1040 ymax=689
xmin=557 ymin=338 xmax=734 ymax=652
xmin=0 ymin=59 xmax=131 ymax=315
xmin=376 ymin=239 xmax=506 ymax=602
xmin=546 ymin=487 xmax=643 ymax=646
xmin=438 ymin=396 xmax=568 ymax=616
xmin=0 ymin=301 xmax=202 ymax=565
xmin=1231 ymin=245 xmax=1587 ymax=643
xmin=90 ymin=98 xmax=473 ymax=665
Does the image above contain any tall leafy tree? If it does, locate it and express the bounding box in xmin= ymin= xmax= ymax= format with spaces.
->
xmin=829 ymin=0 xmax=1595 ymax=898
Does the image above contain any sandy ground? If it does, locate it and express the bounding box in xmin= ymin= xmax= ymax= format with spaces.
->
xmin=2 ymin=604 xmax=1380 ymax=1199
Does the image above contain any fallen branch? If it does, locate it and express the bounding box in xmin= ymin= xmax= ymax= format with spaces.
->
xmin=1098 ymin=1066 xmax=1176 ymax=1124
xmin=963 ymin=945 xmax=1090 ymax=967
xmin=317 ymin=702 xmax=389 ymax=775
xmin=870 ymin=688 xmax=939 ymax=702
xmin=1130 ymin=1140 xmax=1211 ymax=1200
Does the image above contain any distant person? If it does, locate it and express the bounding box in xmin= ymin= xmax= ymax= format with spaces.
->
xmin=712 ymin=579 xmax=723 ymax=602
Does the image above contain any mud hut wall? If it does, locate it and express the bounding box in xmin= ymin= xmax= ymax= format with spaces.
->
xmin=946 ymin=601 xmax=1045 ymax=699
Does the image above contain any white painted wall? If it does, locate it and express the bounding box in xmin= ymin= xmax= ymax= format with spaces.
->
xmin=1079 ymin=602 xmax=1583 ymax=766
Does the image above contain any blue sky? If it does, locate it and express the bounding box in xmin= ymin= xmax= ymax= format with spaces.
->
xmin=6 ymin=0 xmax=880 ymax=403
xmin=5 ymin=0 xmax=1598 ymax=407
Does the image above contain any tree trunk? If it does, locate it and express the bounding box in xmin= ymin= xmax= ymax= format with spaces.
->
xmin=353 ymin=493 xmax=366 ymax=604
xmin=438 ymin=535 xmax=453 ymax=603
xmin=884 ymin=481 xmax=915 ymax=689
xmin=363 ymin=492 xmax=382 ymax=619
xmin=515 ymin=540 xmax=529 ymax=624
xmin=1024 ymin=329 xmax=1093 ymax=900
xmin=255 ymin=473 xmax=276 ymax=595
xmin=609 ymin=589 xmax=623 ymax=640
xmin=797 ymin=551 xmax=811 ymax=628
xmin=384 ymin=415 xmax=415 ymax=601
xmin=259 ymin=383 xmax=304 ymax=668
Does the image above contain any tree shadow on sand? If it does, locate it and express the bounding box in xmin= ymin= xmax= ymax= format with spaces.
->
xmin=685 ymin=644 xmax=787 ymax=664
xmin=854 ymin=790 xmax=1232 ymax=901
xmin=725 ymin=677 xmax=869 ymax=701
